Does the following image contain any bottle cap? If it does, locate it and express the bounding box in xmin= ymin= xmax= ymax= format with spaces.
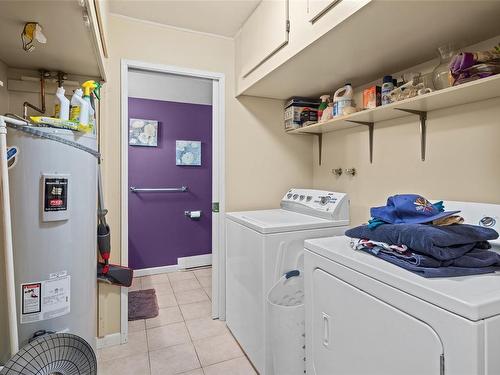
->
xmin=383 ymin=75 xmax=393 ymax=83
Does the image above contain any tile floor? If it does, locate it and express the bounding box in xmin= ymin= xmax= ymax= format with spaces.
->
xmin=98 ymin=267 xmax=257 ymax=375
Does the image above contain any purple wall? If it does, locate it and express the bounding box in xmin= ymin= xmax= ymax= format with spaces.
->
xmin=128 ymin=97 xmax=212 ymax=269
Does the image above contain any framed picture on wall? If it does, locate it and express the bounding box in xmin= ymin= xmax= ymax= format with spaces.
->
xmin=129 ymin=118 xmax=159 ymax=147
xmin=176 ymin=140 xmax=202 ymax=166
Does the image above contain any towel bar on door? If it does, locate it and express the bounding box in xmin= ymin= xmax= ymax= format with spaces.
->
xmin=129 ymin=186 xmax=188 ymax=193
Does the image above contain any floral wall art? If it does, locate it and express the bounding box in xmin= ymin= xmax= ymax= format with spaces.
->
xmin=129 ymin=118 xmax=159 ymax=147
xmin=176 ymin=140 xmax=202 ymax=166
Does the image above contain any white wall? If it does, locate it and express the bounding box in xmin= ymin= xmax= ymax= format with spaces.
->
xmin=128 ymin=69 xmax=212 ymax=105
xmin=98 ymin=14 xmax=313 ymax=337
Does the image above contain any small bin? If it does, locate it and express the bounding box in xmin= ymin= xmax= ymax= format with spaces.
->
xmin=267 ymin=270 xmax=305 ymax=375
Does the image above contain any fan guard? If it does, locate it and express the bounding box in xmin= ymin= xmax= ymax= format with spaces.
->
xmin=0 ymin=333 xmax=97 ymax=375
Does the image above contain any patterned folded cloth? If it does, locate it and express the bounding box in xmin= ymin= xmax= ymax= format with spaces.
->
xmin=351 ymin=239 xmax=441 ymax=268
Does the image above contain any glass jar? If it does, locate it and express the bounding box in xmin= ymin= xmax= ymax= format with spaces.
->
xmin=432 ymin=43 xmax=458 ymax=90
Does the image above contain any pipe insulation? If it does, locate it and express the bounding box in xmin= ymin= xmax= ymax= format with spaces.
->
xmin=0 ymin=116 xmax=26 ymax=356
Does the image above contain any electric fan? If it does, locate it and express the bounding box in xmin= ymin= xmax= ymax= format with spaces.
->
xmin=0 ymin=333 xmax=97 ymax=375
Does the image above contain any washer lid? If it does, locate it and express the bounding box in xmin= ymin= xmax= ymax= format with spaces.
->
xmin=305 ymin=236 xmax=500 ymax=321
xmin=226 ymin=209 xmax=348 ymax=234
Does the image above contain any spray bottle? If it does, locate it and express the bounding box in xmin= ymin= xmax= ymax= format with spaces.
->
xmin=82 ymin=80 xmax=101 ymax=132
xmin=69 ymin=88 xmax=89 ymax=130
xmin=317 ymin=95 xmax=330 ymax=122
xmin=54 ymin=86 xmax=70 ymax=120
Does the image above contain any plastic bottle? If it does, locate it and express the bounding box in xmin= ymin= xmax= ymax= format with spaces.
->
xmin=54 ymin=86 xmax=70 ymax=120
xmin=70 ymin=88 xmax=89 ymax=127
xmin=333 ymin=83 xmax=353 ymax=117
xmin=82 ymin=81 xmax=96 ymax=129
xmin=317 ymin=95 xmax=330 ymax=121
xmin=381 ymin=75 xmax=394 ymax=105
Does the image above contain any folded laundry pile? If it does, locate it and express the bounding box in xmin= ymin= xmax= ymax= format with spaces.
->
xmin=345 ymin=194 xmax=500 ymax=278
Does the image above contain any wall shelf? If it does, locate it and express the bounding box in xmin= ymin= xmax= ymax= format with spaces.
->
xmin=289 ymin=74 xmax=500 ymax=163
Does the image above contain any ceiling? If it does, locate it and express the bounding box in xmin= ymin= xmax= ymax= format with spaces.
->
xmin=0 ymin=0 xmax=101 ymax=77
xmin=108 ymin=0 xmax=261 ymax=37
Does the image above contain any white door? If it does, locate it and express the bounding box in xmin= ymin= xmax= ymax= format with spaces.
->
xmin=240 ymin=0 xmax=289 ymax=77
xmin=310 ymin=268 xmax=444 ymax=375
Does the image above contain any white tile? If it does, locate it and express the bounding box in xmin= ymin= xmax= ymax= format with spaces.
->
xmin=179 ymin=301 xmax=212 ymax=321
xmin=157 ymin=292 xmax=178 ymax=308
xmin=97 ymin=331 xmax=148 ymax=362
xmin=186 ymin=318 xmax=227 ymax=341
xmin=149 ymin=343 xmax=201 ymax=375
xmin=175 ymin=289 xmax=210 ymax=305
xmin=194 ymin=334 xmax=243 ymax=367
xmin=98 ymin=352 xmax=150 ymax=375
xmin=196 ymin=276 xmax=211 ymax=288
xmin=203 ymin=287 xmax=212 ymax=300
xmin=171 ymin=278 xmax=202 ymax=293
xmin=193 ymin=268 xmax=212 ymax=278
xmin=203 ymin=357 xmax=256 ymax=375
xmin=143 ymin=274 xmax=173 ymax=292
xmin=146 ymin=306 xmax=184 ymax=329
xmin=147 ymin=322 xmax=191 ymax=351
xmin=168 ymin=271 xmax=196 ymax=282
xmin=128 ymin=319 xmax=145 ymax=333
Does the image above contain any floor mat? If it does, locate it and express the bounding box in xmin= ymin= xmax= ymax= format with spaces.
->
xmin=128 ymin=288 xmax=159 ymax=321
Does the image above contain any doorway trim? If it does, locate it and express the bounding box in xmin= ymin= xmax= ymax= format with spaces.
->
xmin=120 ymin=59 xmax=225 ymax=343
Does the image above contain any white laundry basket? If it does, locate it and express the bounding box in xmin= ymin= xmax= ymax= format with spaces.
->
xmin=267 ymin=270 xmax=305 ymax=375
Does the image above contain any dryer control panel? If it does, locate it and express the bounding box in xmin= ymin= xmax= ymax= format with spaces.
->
xmin=281 ymin=189 xmax=349 ymax=222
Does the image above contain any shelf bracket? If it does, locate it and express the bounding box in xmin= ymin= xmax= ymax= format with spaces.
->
xmin=395 ymin=109 xmax=427 ymax=161
xmin=311 ymin=133 xmax=323 ymax=166
xmin=346 ymin=121 xmax=374 ymax=163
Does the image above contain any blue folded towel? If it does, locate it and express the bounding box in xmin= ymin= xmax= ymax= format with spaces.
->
xmin=345 ymin=224 xmax=499 ymax=261
xmin=359 ymin=246 xmax=499 ymax=278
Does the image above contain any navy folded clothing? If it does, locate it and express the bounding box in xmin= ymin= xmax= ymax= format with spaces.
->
xmin=345 ymin=224 xmax=499 ymax=261
xmin=359 ymin=247 xmax=499 ymax=278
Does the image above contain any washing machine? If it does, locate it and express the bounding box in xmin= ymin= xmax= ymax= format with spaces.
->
xmin=304 ymin=201 xmax=500 ymax=375
xmin=226 ymin=188 xmax=350 ymax=374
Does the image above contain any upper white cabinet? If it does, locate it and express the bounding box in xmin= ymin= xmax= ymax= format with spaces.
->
xmin=0 ymin=0 xmax=108 ymax=80
xmin=239 ymin=0 xmax=289 ymax=78
xmin=235 ymin=0 xmax=372 ymax=96
xmin=236 ymin=0 xmax=500 ymax=99
xmin=307 ymin=0 xmax=342 ymax=23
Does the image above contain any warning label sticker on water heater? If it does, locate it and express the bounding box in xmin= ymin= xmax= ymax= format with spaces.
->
xmin=44 ymin=177 xmax=68 ymax=212
xmin=41 ymin=174 xmax=71 ymax=222
xmin=20 ymin=273 xmax=71 ymax=324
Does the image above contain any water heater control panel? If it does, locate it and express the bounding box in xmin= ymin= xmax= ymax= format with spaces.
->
xmin=281 ymin=188 xmax=349 ymax=221
xmin=41 ymin=173 xmax=70 ymax=222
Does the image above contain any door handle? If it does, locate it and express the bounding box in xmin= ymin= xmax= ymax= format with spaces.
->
xmin=322 ymin=312 xmax=331 ymax=348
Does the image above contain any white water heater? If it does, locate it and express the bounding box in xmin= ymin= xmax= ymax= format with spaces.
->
xmin=0 ymin=127 xmax=97 ymax=364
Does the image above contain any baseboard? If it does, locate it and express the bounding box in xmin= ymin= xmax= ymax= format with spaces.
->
xmin=178 ymin=253 xmax=212 ymax=269
xmin=96 ymin=332 xmax=122 ymax=349
xmin=133 ymin=264 xmax=179 ymax=277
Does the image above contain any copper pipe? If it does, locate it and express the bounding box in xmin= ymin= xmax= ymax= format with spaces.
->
xmin=23 ymin=70 xmax=48 ymax=119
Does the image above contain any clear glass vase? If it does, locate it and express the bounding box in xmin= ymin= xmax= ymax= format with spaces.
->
xmin=432 ymin=44 xmax=458 ymax=90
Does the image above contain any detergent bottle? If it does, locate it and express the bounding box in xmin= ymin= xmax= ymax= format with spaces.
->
xmin=54 ymin=86 xmax=70 ymax=120
xmin=333 ymin=83 xmax=353 ymax=117
xmin=70 ymin=88 xmax=89 ymax=129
